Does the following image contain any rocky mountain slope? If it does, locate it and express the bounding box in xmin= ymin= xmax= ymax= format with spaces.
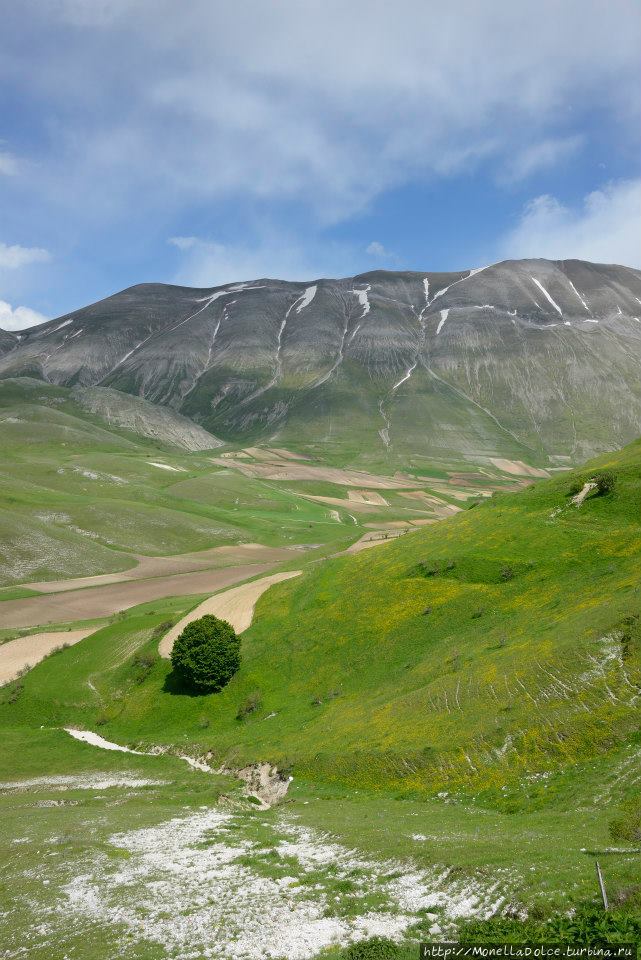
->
xmin=2 ymin=259 xmax=641 ymax=465
xmin=71 ymin=384 xmax=222 ymax=451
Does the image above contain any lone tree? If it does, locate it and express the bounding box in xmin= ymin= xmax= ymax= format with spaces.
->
xmin=171 ymin=615 xmax=240 ymax=693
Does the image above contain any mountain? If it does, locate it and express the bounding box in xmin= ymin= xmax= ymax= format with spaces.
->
xmin=2 ymin=258 xmax=641 ymax=466
xmin=71 ymin=384 xmax=222 ymax=451
xmin=0 ymin=328 xmax=18 ymax=356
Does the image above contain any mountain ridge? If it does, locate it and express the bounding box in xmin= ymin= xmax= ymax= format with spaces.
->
xmin=2 ymin=257 xmax=641 ymax=467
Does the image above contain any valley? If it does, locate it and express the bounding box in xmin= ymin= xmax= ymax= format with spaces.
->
xmin=4 ymin=0 xmax=641 ymax=952
xmin=1 ymin=261 xmax=641 ymax=958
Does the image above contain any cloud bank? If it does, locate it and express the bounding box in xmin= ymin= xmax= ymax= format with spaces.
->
xmin=0 ymin=243 xmax=50 ymax=270
xmin=0 ymin=300 xmax=48 ymax=331
xmin=4 ymin=0 xmax=640 ymax=222
xmin=502 ymin=179 xmax=641 ymax=268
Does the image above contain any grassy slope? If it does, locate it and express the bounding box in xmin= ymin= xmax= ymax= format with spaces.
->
xmin=4 ymin=441 xmax=639 ymax=800
xmin=42 ymin=439 xmax=635 ymax=801
xmin=0 ymin=379 xmax=373 ymax=584
xmin=2 ymin=444 xmax=641 ymax=940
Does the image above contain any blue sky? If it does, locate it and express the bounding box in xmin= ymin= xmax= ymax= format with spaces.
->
xmin=0 ymin=0 xmax=640 ymax=329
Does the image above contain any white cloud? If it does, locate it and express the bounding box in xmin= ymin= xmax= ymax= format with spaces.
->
xmin=169 ymin=235 xmax=357 ymax=287
xmin=0 ymin=300 xmax=48 ymax=331
xmin=0 ymin=243 xmax=50 ymax=269
xmin=168 ymin=236 xmax=198 ymax=251
xmin=6 ymin=0 xmax=640 ymax=222
xmin=500 ymin=179 xmax=641 ymax=268
xmin=0 ymin=151 xmax=19 ymax=176
xmin=365 ymin=241 xmax=400 ymax=265
xmin=501 ymin=135 xmax=584 ymax=183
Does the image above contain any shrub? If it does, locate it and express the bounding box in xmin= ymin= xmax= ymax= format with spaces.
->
xmin=131 ymin=655 xmax=156 ymax=684
xmin=278 ymin=757 xmax=294 ymax=778
xmin=4 ymin=680 xmax=24 ymax=705
xmin=170 ymin=615 xmax=241 ymax=694
xmin=236 ymin=691 xmax=262 ymax=720
xmin=610 ymin=797 xmax=641 ymax=843
xmin=460 ymin=905 xmax=641 ymax=944
xmin=152 ymin=620 xmax=173 ymax=639
xmin=345 ymin=937 xmax=401 ymax=959
xmin=567 ymin=479 xmax=584 ymax=497
xmin=594 ymin=470 xmax=616 ymax=495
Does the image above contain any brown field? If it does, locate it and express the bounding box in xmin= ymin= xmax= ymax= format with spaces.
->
xmin=209 ymin=458 xmax=426 ymax=489
xmin=347 ymin=490 xmax=389 ymax=506
xmin=302 ymin=495 xmax=384 ymax=514
xmin=341 ymin=529 xmax=408 ymax=554
xmin=0 ymin=563 xmax=279 ymax=630
xmin=0 ymin=628 xmax=96 ymax=685
xmin=159 ymin=570 xmax=302 ymax=657
xmin=488 ymin=458 xmax=551 ymax=478
xmin=21 ymin=544 xmax=295 ymax=595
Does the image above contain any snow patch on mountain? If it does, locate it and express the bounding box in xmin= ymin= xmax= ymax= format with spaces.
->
xmin=531 ymin=277 xmax=563 ymax=316
xmin=436 ymin=309 xmax=450 ymax=335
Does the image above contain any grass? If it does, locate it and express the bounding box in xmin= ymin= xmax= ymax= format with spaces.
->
xmin=2 ymin=441 xmax=641 ymax=918
xmin=0 ymin=585 xmax=42 ymax=601
xmin=4 ymin=441 xmax=641 ymax=796
xmin=0 ymin=726 xmax=237 ymax=959
xmin=8 ymin=438 xmax=636 ymax=806
xmin=0 ymin=378 xmax=480 ymax=587
xmin=4 ymin=380 xmax=641 ymax=953
xmin=1 ymin=722 xmax=638 ymax=958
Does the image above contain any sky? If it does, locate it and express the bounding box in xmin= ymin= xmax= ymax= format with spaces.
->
xmin=0 ymin=0 xmax=640 ymax=329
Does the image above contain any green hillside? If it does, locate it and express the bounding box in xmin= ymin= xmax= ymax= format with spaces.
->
xmin=5 ymin=439 xmax=640 ymax=803
xmin=0 ymin=379 xmax=361 ymax=584
xmin=3 ymin=438 xmax=641 ymax=951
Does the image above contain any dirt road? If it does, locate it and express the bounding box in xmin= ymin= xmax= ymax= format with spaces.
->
xmin=159 ymin=570 xmax=302 ymax=657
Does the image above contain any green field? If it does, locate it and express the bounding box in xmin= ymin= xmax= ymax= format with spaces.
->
xmin=2 ymin=437 xmax=641 ymax=956
xmin=11 ymin=440 xmax=637 ymax=802
xmin=0 ymin=379 xmax=360 ymax=586
xmin=0 ymin=378 xmax=495 ymax=588
xmin=2 ymin=374 xmax=640 ymax=955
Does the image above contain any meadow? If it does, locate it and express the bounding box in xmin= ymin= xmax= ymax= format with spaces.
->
xmin=2 ymin=377 xmax=641 ymax=957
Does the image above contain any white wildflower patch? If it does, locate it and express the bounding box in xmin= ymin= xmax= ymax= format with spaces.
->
xmin=59 ymin=809 xmax=509 ymax=959
xmin=71 ymin=466 xmax=128 ymax=485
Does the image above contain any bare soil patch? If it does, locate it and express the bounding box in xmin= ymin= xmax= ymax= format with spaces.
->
xmin=348 ymin=490 xmax=389 ymax=506
xmin=210 ymin=458 xmax=426 ymax=489
xmin=0 ymin=628 xmax=95 ymax=685
xmin=489 ymin=458 xmax=551 ymax=479
xmin=159 ymin=570 xmax=302 ymax=657
xmin=1 ymin=564 xmax=277 ymax=630
xmin=302 ymin=494 xmax=384 ymax=514
xmin=23 ymin=544 xmax=295 ymax=595
xmin=342 ymin=530 xmax=408 ymax=554
xmin=398 ymin=492 xmax=462 ymax=516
